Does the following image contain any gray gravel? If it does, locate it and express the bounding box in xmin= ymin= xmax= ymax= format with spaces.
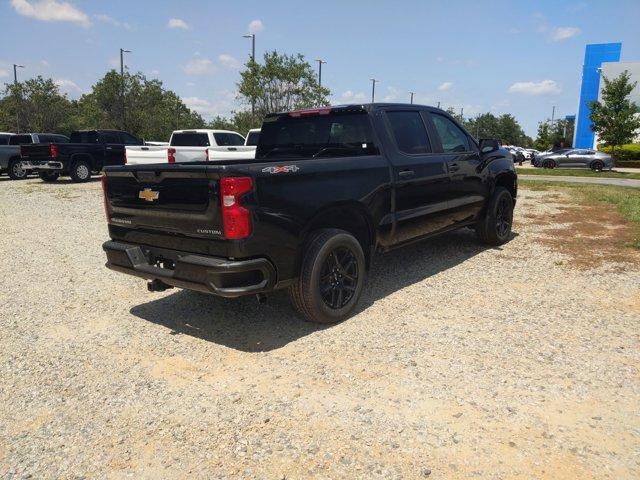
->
xmin=1 ymin=176 xmax=639 ymax=479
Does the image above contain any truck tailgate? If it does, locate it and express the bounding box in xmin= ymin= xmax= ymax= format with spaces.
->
xmin=125 ymin=146 xmax=167 ymax=165
xmin=20 ymin=143 xmax=52 ymax=159
xmin=103 ymin=164 xmax=226 ymax=253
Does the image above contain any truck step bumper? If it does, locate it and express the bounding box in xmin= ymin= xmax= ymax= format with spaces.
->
xmin=21 ymin=160 xmax=63 ymax=171
xmin=103 ymin=240 xmax=276 ymax=298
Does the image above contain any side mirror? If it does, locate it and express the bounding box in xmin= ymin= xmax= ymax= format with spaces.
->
xmin=479 ymin=138 xmax=500 ymax=154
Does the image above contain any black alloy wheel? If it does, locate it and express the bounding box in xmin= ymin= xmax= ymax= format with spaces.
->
xmin=319 ymin=246 xmax=359 ymax=310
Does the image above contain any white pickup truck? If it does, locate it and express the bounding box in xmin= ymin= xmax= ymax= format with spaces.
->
xmin=125 ymin=129 xmax=255 ymax=165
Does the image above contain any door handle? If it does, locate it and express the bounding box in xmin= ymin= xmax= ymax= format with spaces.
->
xmin=398 ymin=169 xmax=415 ymax=179
xmin=448 ymin=162 xmax=460 ymax=172
xmin=228 ymin=147 xmax=237 ymax=151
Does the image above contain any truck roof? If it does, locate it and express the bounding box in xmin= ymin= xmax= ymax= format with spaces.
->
xmin=268 ymin=103 xmax=450 ymax=118
xmin=171 ymin=129 xmax=244 ymax=135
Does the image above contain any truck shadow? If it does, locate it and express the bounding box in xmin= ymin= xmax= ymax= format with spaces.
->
xmin=130 ymin=229 xmax=515 ymax=352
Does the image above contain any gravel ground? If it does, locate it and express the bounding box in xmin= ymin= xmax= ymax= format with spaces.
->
xmin=0 ymin=176 xmax=639 ymax=479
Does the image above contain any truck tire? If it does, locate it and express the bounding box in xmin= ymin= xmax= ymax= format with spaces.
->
xmin=476 ymin=186 xmax=514 ymax=246
xmin=289 ymin=229 xmax=366 ymax=324
xmin=70 ymin=160 xmax=91 ymax=182
xmin=39 ymin=171 xmax=59 ymax=182
xmin=8 ymin=158 xmax=28 ymax=180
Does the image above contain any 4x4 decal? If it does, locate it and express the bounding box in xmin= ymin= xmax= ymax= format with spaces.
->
xmin=261 ymin=165 xmax=300 ymax=174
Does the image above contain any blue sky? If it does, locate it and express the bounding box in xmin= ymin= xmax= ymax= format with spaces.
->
xmin=1 ymin=0 xmax=639 ymax=137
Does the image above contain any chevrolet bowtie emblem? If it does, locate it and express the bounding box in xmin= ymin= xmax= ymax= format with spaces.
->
xmin=139 ymin=188 xmax=159 ymax=202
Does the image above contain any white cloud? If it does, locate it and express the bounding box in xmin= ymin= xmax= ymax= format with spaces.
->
xmin=550 ymin=26 xmax=580 ymax=42
xmin=94 ymin=13 xmax=132 ymax=30
xmin=438 ymin=82 xmax=453 ymax=92
xmin=248 ymin=19 xmax=264 ymax=34
xmin=183 ymin=57 xmax=216 ymax=75
xmin=183 ymin=92 xmax=236 ymax=118
xmin=383 ymin=86 xmax=400 ymax=102
xmin=508 ymin=79 xmax=561 ymax=95
xmin=219 ymin=54 xmax=241 ymax=70
xmin=168 ymin=18 xmax=190 ymax=30
xmin=339 ymin=90 xmax=367 ymax=103
xmin=54 ymin=78 xmax=83 ymax=96
xmin=40 ymin=60 xmax=49 ymax=67
xmin=11 ymin=0 xmax=90 ymax=26
xmin=0 ymin=69 xmax=8 ymax=78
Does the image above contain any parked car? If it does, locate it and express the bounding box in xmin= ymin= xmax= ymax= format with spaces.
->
xmin=0 ymin=133 xmax=69 ymax=180
xmin=244 ymin=128 xmax=261 ymax=146
xmin=20 ymin=130 xmax=141 ymax=182
xmin=102 ymin=104 xmax=517 ymax=324
xmin=536 ymin=149 xmax=612 ymax=170
xmin=532 ymin=148 xmax=570 ymax=167
xmin=125 ymin=129 xmax=256 ymax=165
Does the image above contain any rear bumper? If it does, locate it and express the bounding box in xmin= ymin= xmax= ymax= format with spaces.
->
xmin=21 ymin=160 xmax=64 ymax=171
xmin=103 ymin=240 xmax=276 ymax=298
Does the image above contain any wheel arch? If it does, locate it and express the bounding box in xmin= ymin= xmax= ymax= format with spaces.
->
xmin=300 ymin=201 xmax=376 ymax=270
xmin=493 ymin=171 xmax=517 ymax=201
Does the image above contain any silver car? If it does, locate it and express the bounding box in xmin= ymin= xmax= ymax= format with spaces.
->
xmin=538 ymin=149 xmax=613 ymax=170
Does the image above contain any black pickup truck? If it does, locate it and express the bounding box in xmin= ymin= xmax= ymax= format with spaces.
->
xmin=102 ymin=104 xmax=516 ymax=323
xmin=21 ymin=129 xmax=143 ymax=182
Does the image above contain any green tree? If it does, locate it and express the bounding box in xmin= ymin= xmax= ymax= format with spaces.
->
xmin=534 ymin=118 xmax=572 ymax=151
xmin=75 ymin=70 xmax=205 ymax=141
xmin=237 ymin=51 xmax=330 ymax=121
xmin=589 ymin=70 xmax=640 ymax=158
xmin=0 ymin=76 xmax=75 ymax=133
xmin=464 ymin=112 xmax=529 ymax=146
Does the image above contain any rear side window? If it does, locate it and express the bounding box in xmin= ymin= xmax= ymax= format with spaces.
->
xmin=9 ymin=135 xmax=33 ymax=145
xmin=101 ymin=132 xmax=122 ymax=144
xmin=245 ymin=130 xmax=260 ymax=146
xmin=431 ymin=114 xmax=470 ymax=153
xmin=386 ymin=111 xmax=432 ymax=154
xmin=256 ymin=110 xmax=379 ymax=159
xmin=214 ymin=133 xmax=245 ymax=146
xmin=121 ymin=132 xmax=141 ymax=145
xmin=54 ymin=135 xmax=69 ymax=143
xmin=0 ymin=135 xmax=11 ymax=145
xmin=70 ymin=131 xmax=98 ymax=143
xmin=171 ymin=133 xmax=210 ymax=147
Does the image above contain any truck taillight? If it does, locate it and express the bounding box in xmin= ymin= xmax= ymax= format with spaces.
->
xmin=220 ymin=177 xmax=253 ymax=239
xmin=168 ymin=148 xmax=176 ymax=163
xmin=50 ymin=144 xmax=58 ymax=158
xmin=101 ymin=175 xmax=110 ymax=222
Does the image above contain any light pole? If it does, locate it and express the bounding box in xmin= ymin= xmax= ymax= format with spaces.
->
xmin=243 ymin=34 xmax=256 ymax=117
xmin=13 ymin=64 xmax=24 ymax=85
xmin=409 ymin=91 xmax=415 ymax=104
xmin=315 ymin=59 xmax=326 ymax=87
xmin=13 ymin=64 xmax=24 ymax=132
xmin=370 ymin=78 xmax=379 ymax=103
xmin=243 ymin=34 xmax=256 ymax=62
xmin=437 ymin=101 xmax=441 ymax=109
xmin=120 ymin=48 xmax=131 ymax=131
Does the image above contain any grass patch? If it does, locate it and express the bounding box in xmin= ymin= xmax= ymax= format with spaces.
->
xmin=520 ymin=179 xmax=640 ymax=248
xmin=516 ymin=167 xmax=640 ymax=180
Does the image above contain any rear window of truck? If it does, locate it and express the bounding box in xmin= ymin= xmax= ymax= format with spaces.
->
xmin=9 ymin=135 xmax=33 ymax=145
xmin=256 ymin=110 xmax=379 ymax=159
xmin=214 ymin=132 xmax=245 ymax=146
xmin=171 ymin=133 xmax=210 ymax=147
xmin=245 ymin=130 xmax=260 ymax=146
